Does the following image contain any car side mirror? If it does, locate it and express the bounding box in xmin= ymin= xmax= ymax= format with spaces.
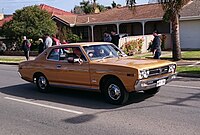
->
xmin=67 ymin=57 xmax=75 ymax=63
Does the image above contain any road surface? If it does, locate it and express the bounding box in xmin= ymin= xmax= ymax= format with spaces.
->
xmin=0 ymin=64 xmax=200 ymax=135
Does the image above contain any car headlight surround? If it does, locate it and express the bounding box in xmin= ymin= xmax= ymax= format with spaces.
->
xmin=139 ymin=69 xmax=150 ymax=79
xmin=168 ymin=64 xmax=176 ymax=73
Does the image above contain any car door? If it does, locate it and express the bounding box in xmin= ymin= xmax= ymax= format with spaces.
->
xmin=43 ymin=48 xmax=63 ymax=84
xmin=57 ymin=46 xmax=91 ymax=88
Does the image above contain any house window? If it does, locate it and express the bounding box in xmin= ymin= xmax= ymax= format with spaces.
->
xmin=72 ymin=27 xmax=91 ymax=42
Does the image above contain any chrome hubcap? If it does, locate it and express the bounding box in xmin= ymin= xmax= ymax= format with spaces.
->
xmin=108 ymin=84 xmax=121 ymax=100
xmin=38 ymin=76 xmax=47 ymax=90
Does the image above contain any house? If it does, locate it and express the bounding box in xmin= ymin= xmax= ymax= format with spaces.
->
xmin=0 ymin=14 xmax=13 ymax=41
xmin=0 ymin=14 xmax=12 ymax=28
xmin=52 ymin=0 xmax=200 ymax=50
xmin=0 ymin=0 xmax=199 ymax=50
xmin=179 ymin=0 xmax=200 ymax=50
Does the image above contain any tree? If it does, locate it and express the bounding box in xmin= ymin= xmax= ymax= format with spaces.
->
xmin=112 ymin=1 xmax=117 ymax=8
xmin=158 ymin=0 xmax=190 ymax=61
xmin=80 ymin=0 xmax=93 ymax=14
xmin=1 ymin=5 xmax=57 ymax=41
xmin=73 ymin=0 xmax=106 ymax=14
xmin=126 ymin=0 xmax=136 ymax=8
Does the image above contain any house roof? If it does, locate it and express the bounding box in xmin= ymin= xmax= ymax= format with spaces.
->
xmin=0 ymin=16 xmax=13 ymax=27
xmin=39 ymin=4 xmax=74 ymax=16
xmin=75 ymin=4 xmax=164 ymax=25
xmin=56 ymin=0 xmax=200 ymax=26
xmin=180 ymin=0 xmax=200 ymax=17
xmin=52 ymin=15 xmax=77 ymax=25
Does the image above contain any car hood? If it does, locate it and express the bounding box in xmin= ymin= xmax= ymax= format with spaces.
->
xmin=93 ymin=57 xmax=174 ymax=70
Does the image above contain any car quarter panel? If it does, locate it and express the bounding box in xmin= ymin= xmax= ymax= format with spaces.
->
xmin=89 ymin=63 xmax=138 ymax=92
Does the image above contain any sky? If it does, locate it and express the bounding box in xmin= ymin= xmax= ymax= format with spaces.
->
xmin=0 ymin=0 xmax=148 ymax=14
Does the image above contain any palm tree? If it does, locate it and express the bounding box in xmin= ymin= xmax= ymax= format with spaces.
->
xmin=112 ymin=1 xmax=117 ymax=8
xmin=126 ymin=0 xmax=136 ymax=8
xmin=80 ymin=0 xmax=93 ymax=14
xmin=157 ymin=0 xmax=191 ymax=61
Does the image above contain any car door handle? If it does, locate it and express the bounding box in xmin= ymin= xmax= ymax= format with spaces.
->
xmin=56 ymin=64 xmax=62 ymax=68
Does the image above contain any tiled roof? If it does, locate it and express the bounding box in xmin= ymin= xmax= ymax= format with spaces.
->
xmin=39 ymin=4 xmax=74 ymax=16
xmin=0 ymin=16 xmax=13 ymax=27
xmin=75 ymin=4 xmax=164 ymax=25
xmin=180 ymin=0 xmax=200 ymax=17
xmin=53 ymin=15 xmax=77 ymax=25
xmin=57 ymin=0 xmax=200 ymax=26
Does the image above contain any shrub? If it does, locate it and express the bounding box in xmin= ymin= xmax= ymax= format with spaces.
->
xmin=122 ymin=38 xmax=144 ymax=55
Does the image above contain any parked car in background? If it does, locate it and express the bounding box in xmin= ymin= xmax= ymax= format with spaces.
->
xmin=18 ymin=42 xmax=176 ymax=105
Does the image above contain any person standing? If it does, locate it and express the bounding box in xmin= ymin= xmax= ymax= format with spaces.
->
xmin=38 ymin=38 xmax=44 ymax=54
xmin=52 ymin=34 xmax=60 ymax=46
xmin=22 ymin=36 xmax=31 ymax=60
xmin=152 ymin=30 xmax=161 ymax=59
xmin=111 ymin=30 xmax=120 ymax=47
xmin=44 ymin=34 xmax=53 ymax=49
xmin=103 ymin=31 xmax=112 ymax=42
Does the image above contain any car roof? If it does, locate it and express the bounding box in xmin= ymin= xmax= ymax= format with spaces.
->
xmin=50 ymin=42 xmax=113 ymax=48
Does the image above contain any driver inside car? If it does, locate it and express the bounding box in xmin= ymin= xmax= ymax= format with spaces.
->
xmin=73 ymin=48 xmax=84 ymax=64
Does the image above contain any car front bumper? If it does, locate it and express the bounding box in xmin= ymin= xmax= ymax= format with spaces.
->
xmin=134 ymin=73 xmax=177 ymax=91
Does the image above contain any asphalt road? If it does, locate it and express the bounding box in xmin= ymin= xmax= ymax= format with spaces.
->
xmin=0 ymin=65 xmax=200 ymax=135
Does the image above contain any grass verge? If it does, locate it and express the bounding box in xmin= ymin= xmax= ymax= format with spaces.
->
xmin=0 ymin=58 xmax=24 ymax=62
xmin=181 ymin=51 xmax=200 ymax=59
xmin=177 ymin=66 xmax=200 ymax=74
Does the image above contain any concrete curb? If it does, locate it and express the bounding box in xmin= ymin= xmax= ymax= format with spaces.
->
xmin=177 ymin=73 xmax=200 ymax=78
xmin=0 ymin=62 xmax=19 ymax=65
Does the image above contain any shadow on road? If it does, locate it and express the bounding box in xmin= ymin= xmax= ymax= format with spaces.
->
xmin=0 ymin=83 xmax=153 ymax=109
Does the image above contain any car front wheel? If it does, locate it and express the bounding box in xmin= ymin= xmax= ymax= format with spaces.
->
xmin=102 ymin=78 xmax=129 ymax=105
xmin=36 ymin=74 xmax=49 ymax=93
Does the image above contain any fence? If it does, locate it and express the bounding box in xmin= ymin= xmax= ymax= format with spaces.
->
xmin=119 ymin=34 xmax=172 ymax=53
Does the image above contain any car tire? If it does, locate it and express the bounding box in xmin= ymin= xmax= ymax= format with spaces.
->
xmin=144 ymin=87 xmax=160 ymax=95
xmin=36 ymin=74 xmax=49 ymax=93
xmin=101 ymin=78 xmax=129 ymax=105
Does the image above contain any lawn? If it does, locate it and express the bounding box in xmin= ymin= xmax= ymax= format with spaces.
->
xmin=0 ymin=58 xmax=24 ymax=62
xmin=181 ymin=51 xmax=200 ymax=59
xmin=160 ymin=51 xmax=200 ymax=59
xmin=133 ymin=51 xmax=200 ymax=59
xmin=133 ymin=53 xmax=152 ymax=59
xmin=176 ymin=66 xmax=200 ymax=74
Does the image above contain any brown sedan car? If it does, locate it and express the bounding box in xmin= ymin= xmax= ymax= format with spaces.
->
xmin=18 ymin=42 xmax=176 ymax=104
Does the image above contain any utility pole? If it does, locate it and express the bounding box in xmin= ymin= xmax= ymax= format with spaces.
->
xmin=1 ymin=8 xmax=4 ymax=13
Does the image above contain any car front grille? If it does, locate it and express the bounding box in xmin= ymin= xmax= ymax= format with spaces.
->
xmin=148 ymin=66 xmax=169 ymax=77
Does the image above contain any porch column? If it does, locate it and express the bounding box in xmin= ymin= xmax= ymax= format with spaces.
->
xmin=142 ymin=21 xmax=145 ymax=35
xmin=170 ymin=22 xmax=172 ymax=34
xmin=91 ymin=25 xmax=94 ymax=42
xmin=116 ymin=23 xmax=120 ymax=34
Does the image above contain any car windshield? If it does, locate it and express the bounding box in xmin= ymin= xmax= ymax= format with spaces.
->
xmin=83 ymin=44 xmax=126 ymax=61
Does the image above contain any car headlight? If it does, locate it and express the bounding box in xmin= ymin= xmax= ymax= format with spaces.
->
xmin=168 ymin=64 xmax=176 ymax=73
xmin=139 ymin=69 xmax=150 ymax=79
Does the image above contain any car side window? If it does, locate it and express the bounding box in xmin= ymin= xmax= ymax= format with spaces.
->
xmin=47 ymin=48 xmax=60 ymax=61
xmin=59 ymin=47 xmax=87 ymax=62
